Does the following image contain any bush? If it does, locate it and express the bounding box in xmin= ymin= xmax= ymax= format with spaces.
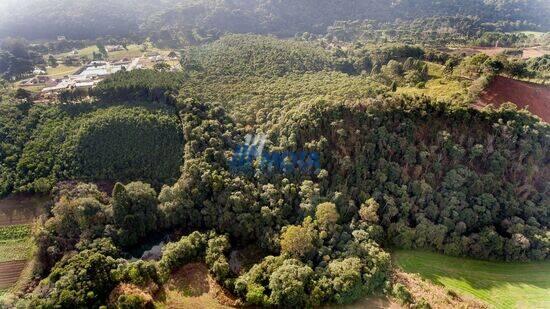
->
xmin=392 ymin=283 xmax=413 ymax=305
xmin=158 ymin=232 xmax=208 ymax=279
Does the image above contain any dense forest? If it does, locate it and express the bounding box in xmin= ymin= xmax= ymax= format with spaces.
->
xmin=1 ymin=32 xmax=548 ymax=307
xmin=0 ymin=0 xmax=549 ymax=41
xmin=325 ymin=17 xmax=549 ymax=46
xmin=0 ymin=0 xmax=549 ymax=307
xmin=183 ymin=34 xmax=334 ymax=78
xmin=0 ymin=101 xmax=183 ymax=197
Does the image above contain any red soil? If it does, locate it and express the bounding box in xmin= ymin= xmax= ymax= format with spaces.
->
xmin=0 ymin=260 xmax=27 ymax=289
xmin=476 ymin=76 xmax=550 ymax=122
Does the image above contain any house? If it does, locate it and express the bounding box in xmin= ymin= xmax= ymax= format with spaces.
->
xmin=149 ymin=55 xmax=165 ymax=62
xmin=167 ymin=51 xmax=179 ymax=59
xmin=37 ymin=75 xmax=52 ymax=84
xmin=106 ymin=45 xmax=124 ymax=52
xmin=74 ymin=81 xmax=96 ymax=90
xmin=145 ymin=51 xmax=160 ymax=57
xmin=33 ymin=68 xmax=46 ymax=75
xmin=42 ymin=82 xmax=71 ymax=93
xmin=21 ymin=75 xmax=53 ymax=86
xmin=41 ymin=57 xmax=140 ymax=97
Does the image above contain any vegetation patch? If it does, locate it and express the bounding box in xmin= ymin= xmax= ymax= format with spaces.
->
xmin=394 ymin=250 xmax=550 ymax=308
xmin=185 ymin=34 xmax=334 ymax=78
xmin=156 ymin=263 xmax=238 ymax=309
xmin=0 ymin=238 xmax=32 ymax=263
xmin=0 ymin=103 xmax=183 ymax=196
xmin=0 ymin=224 xmax=30 ymax=240
xmin=0 ymin=225 xmax=32 ymax=263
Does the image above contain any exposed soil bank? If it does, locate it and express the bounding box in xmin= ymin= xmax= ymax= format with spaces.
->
xmin=0 ymin=194 xmax=49 ymax=227
xmin=477 ymin=75 xmax=550 ymax=122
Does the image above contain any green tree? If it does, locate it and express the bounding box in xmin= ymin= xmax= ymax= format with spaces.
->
xmin=268 ymin=259 xmax=314 ymax=307
xmin=280 ymin=223 xmax=317 ymax=259
xmin=112 ymin=182 xmax=159 ymax=247
xmin=48 ymin=55 xmax=58 ymax=67
xmin=316 ymin=202 xmax=340 ymax=228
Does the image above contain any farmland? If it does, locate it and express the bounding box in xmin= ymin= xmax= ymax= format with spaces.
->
xmin=0 ymin=225 xmax=33 ymax=298
xmin=0 ymin=195 xmax=47 ymax=299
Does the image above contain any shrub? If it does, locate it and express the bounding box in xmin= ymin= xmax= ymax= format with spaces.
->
xmin=392 ymin=283 xmax=413 ymax=305
xmin=158 ymin=232 xmax=208 ymax=279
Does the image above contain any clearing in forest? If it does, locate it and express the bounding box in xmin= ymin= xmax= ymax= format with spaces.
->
xmin=155 ymin=263 xmax=240 ymax=309
xmin=393 ymin=250 xmax=550 ymax=308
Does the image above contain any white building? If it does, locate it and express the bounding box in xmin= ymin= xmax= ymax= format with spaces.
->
xmin=42 ymin=57 xmax=139 ymax=95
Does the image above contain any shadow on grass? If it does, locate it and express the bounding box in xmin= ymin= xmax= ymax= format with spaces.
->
xmin=393 ymin=249 xmax=550 ymax=292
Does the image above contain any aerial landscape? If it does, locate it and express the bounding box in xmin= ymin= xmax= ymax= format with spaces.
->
xmin=0 ymin=0 xmax=548 ymax=308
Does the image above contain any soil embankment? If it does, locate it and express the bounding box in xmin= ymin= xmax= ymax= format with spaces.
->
xmin=0 ymin=194 xmax=49 ymax=227
xmin=476 ymin=75 xmax=550 ymax=122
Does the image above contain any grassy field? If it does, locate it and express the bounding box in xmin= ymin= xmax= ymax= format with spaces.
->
xmin=58 ymin=45 xmax=99 ymax=59
xmin=396 ymin=62 xmax=468 ymax=101
xmin=45 ymin=64 xmax=79 ymax=78
xmin=107 ymin=44 xmax=144 ymax=60
xmin=393 ymin=250 xmax=550 ymax=308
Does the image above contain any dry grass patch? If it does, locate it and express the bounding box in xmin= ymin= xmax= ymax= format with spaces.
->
xmin=156 ymin=263 xmax=240 ymax=309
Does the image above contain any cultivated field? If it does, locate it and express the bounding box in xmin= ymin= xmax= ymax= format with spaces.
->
xmin=0 ymin=260 xmax=27 ymax=290
xmin=394 ymin=250 xmax=550 ymax=308
xmin=0 ymin=225 xmax=33 ymax=298
xmin=477 ymin=75 xmax=550 ymax=122
xmin=0 ymin=195 xmax=47 ymax=299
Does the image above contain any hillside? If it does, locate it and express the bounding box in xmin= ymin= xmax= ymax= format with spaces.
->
xmin=477 ymin=75 xmax=550 ymax=122
xmin=0 ymin=0 xmax=549 ymax=40
xmin=394 ymin=250 xmax=550 ymax=308
xmin=0 ymin=102 xmax=183 ymax=197
xmin=0 ymin=5 xmax=549 ymax=308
